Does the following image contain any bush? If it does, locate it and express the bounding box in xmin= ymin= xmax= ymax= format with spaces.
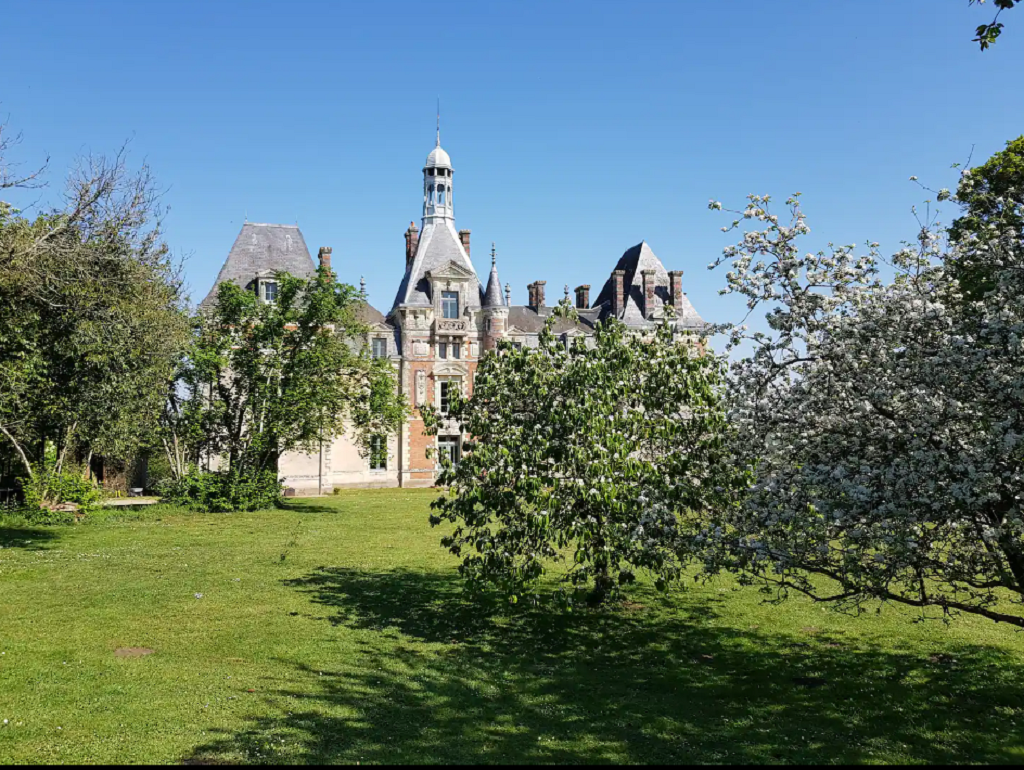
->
xmin=158 ymin=469 xmax=282 ymax=512
xmin=17 ymin=467 xmax=102 ymax=524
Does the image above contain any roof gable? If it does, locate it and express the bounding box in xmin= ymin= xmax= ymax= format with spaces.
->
xmin=200 ymin=223 xmax=316 ymax=308
xmin=391 ymin=220 xmax=482 ymax=311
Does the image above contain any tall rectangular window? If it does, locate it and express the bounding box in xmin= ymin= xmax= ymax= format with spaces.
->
xmin=439 ymin=379 xmax=460 ymax=414
xmin=437 ymin=342 xmax=447 ymax=360
xmin=441 ymin=291 xmax=459 ymax=319
xmin=371 ymin=338 xmax=387 ymax=359
xmin=369 ymin=435 xmax=387 ymax=471
xmin=450 ymin=339 xmax=461 ymax=359
xmin=437 ymin=436 xmax=461 ymax=469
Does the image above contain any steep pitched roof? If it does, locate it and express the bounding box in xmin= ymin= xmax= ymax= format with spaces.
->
xmin=482 ymin=260 xmax=505 ymax=308
xmin=593 ymin=241 xmax=704 ymax=328
xmin=200 ymin=223 xmax=316 ymax=309
xmin=391 ymin=220 xmax=483 ymax=311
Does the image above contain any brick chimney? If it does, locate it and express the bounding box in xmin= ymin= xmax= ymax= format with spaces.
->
xmin=404 ymin=222 xmax=419 ymax=268
xmin=527 ymin=282 xmax=536 ymax=308
xmin=574 ymin=284 xmax=590 ymax=309
xmin=534 ymin=280 xmax=546 ymax=309
xmin=641 ymin=269 xmax=657 ymax=318
xmin=318 ymin=246 xmax=333 ymax=275
xmin=458 ymin=229 xmax=471 ymax=259
xmin=668 ymin=270 xmax=684 ymax=307
xmin=611 ymin=270 xmax=626 ymax=317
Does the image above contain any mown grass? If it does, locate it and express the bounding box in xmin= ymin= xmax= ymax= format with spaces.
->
xmin=2 ymin=490 xmax=1024 ymax=764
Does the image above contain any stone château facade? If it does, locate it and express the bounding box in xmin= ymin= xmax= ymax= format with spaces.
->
xmin=201 ymin=133 xmax=705 ymax=492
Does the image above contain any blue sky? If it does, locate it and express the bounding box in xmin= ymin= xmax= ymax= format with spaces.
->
xmin=1 ymin=0 xmax=1022 ymax=332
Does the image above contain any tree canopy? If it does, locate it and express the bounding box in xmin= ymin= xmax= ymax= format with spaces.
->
xmin=425 ymin=304 xmax=745 ymax=606
xmin=706 ymin=184 xmax=1024 ymax=627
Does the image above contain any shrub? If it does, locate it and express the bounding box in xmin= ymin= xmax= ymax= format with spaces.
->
xmin=158 ymin=469 xmax=282 ymax=512
xmin=18 ymin=466 xmax=102 ymax=524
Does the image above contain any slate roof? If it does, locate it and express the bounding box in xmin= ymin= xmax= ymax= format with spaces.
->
xmin=482 ymin=260 xmax=505 ymax=307
xmin=507 ymin=306 xmax=596 ymax=335
xmin=353 ymin=300 xmax=392 ymax=327
xmin=593 ymin=241 xmax=704 ymax=328
xmin=200 ymin=223 xmax=316 ymax=309
xmin=391 ymin=220 xmax=483 ymax=311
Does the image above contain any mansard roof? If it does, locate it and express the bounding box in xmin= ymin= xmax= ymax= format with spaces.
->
xmin=200 ymin=223 xmax=316 ymax=309
xmin=593 ymin=241 xmax=704 ymax=328
xmin=506 ymin=305 xmax=597 ymax=335
xmin=391 ymin=220 xmax=483 ymax=312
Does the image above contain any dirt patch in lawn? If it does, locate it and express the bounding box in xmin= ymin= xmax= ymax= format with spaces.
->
xmin=114 ymin=647 xmax=155 ymax=658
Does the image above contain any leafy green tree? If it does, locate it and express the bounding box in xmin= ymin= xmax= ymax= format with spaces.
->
xmin=424 ymin=302 xmax=744 ymax=607
xmin=946 ymin=135 xmax=1024 ymax=298
xmin=177 ymin=269 xmax=407 ymax=485
xmin=0 ymin=129 xmax=189 ymax=506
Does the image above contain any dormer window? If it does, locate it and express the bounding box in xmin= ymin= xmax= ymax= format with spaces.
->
xmin=371 ymin=338 xmax=387 ymax=359
xmin=257 ymin=279 xmax=278 ymax=304
xmin=441 ymin=291 xmax=459 ymax=319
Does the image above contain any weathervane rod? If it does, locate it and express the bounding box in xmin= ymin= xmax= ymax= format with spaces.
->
xmin=436 ymin=97 xmax=440 ymax=146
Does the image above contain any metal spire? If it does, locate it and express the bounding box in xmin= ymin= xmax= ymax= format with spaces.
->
xmin=360 ymin=276 xmax=366 ymax=298
xmin=504 ymin=282 xmax=511 ymax=307
xmin=491 ymin=242 xmax=496 ymax=267
xmin=436 ymin=98 xmax=440 ymax=147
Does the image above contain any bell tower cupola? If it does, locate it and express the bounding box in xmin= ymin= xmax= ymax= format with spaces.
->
xmin=422 ymin=119 xmax=454 ymax=224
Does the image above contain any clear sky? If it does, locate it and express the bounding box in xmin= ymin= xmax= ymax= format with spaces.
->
xmin=1 ymin=0 xmax=1022 ymax=332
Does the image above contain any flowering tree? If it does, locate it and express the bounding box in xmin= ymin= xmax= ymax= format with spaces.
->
xmin=424 ymin=303 xmax=744 ymax=606
xmin=706 ymin=183 xmax=1024 ymax=626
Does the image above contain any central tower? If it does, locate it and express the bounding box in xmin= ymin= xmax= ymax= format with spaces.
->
xmin=422 ymin=131 xmax=454 ymax=223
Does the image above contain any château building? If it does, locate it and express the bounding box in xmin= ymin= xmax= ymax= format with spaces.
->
xmin=201 ymin=133 xmax=705 ymax=492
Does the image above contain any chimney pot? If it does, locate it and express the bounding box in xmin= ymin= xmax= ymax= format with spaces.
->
xmin=611 ymin=270 xmax=626 ymax=317
xmin=318 ymin=246 xmax=333 ymax=275
xmin=668 ymin=270 xmax=684 ymax=308
xmin=641 ymin=269 xmax=657 ymax=318
xmin=458 ymin=229 xmax=471 ymax=259
xmin=574 ymin=284 xmax=591 ymax=310
xmin=404 ymin=222 xmax=420 ymax=268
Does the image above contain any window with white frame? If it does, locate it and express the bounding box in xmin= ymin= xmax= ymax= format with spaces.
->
xmin=438 ymin=377 xmax=461 ymax=415
xmin=441 ymin=291 xmax=459 ymax=319
xmin=437 ymin=436 xmax=461 ymax=469
xmin=260 ymin=280 xmax=279 ymax=303
xmin=371 ymin=337 xmax=387 ymax=359
xmin=369 ymin=434 xmax=387 ymax=471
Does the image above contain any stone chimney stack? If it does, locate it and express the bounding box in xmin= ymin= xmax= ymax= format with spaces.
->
xmin=610 ymin=270 xmax=626 ymax=317
xmin=574 ymin=284 xmax=591 ymax=310
xmin=404 ymin=222 xmax=419 ymax=268
xmin=534 ymin=280 xmax=546 ymax=309
xmin=458 ymin=229 xmax=471 ymax=259
xmin=527 ymin=282 xmax=537 ymax=309
xmin=318 ymin=246 xmax=333 ymax=275
xmin=668 ymin=270 xmax=684 ymax=308
xmin=641 ymin=270 xmax=657 ymax=318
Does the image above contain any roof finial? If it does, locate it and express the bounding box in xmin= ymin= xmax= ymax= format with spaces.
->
xmin=360 ymin=276 xmax=366 ymax=297
xmin=504 ymin=282 xmax=511 ymax=307
xmin=491 ymin=242 xmax=496 ymax=267
xmin=436 ymin=97 xmax=440 ymax=147
xmin=564 ymin=284 xmax=570 ymax=301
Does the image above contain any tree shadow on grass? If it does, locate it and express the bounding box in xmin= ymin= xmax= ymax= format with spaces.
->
xmin=0 ymin=525 xmax=61 ymax=551
xmin=185 ymin=567 xmax=1024 ymax=765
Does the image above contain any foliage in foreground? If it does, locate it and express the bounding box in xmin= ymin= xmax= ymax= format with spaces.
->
xmin=706 ymin=169 xmax=1024 ymax=626
xmin=0 ymin=124 xmax=188 ymax=508
xmin=425 ymin=305 xmax=745 ymax=606
xmin=157 ymin=468 xmax=281 ymax=513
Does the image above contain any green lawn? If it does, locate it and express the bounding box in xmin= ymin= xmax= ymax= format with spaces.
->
xmin=2 ymin=491 xmax=1024 ymax=764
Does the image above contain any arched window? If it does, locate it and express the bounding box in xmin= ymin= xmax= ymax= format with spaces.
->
xmin=428 ymin=183 xmax=435 ymax=203
xmin=438 ymin=184 xmax=446 ymax=206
